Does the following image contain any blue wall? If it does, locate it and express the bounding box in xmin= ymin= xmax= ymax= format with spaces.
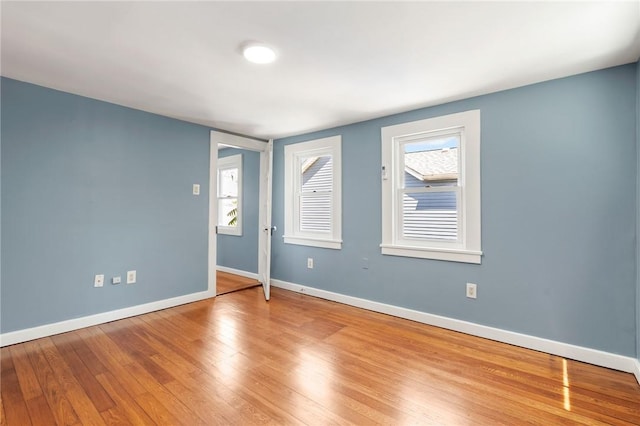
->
xmin=272 ymin=64 xmax=638 ymax=357
xmin=1 ymin=78 xmax=210 ymax=333
xmin=636 ymin=61 xmax=640 ymax=364
xmin=217 ymin=148 xmax=260 ymax=273
xmin=3 ymin=65 xmax=639 ymax=359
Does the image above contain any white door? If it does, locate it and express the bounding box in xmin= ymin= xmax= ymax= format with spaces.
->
xmin=258 ymin=140 xmax=274 ymax=300
xmin=209 ymin=131 xmax=273 ymax=300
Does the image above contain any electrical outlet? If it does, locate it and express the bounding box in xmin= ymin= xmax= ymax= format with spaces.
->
xmin=94 ymin=274 xmax=104 ymax=288
xmin=193 ymin=184 xmax=200 ymax=195
xmin=307 ymin=258 xmax=313 ymax=269
xmin=362 ymin=257 xmax=369 ymax=270
xmin=127 ymin=270 xmax=137 ymax=284
xmin=466 ymin=283 xmax=477 ymax=299
xmin=112 ymin=276 xmax=121 ymax=285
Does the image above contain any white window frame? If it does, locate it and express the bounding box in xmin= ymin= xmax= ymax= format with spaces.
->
xmin=217 ymin=154 xmax=242 ymax=236
xmin=284 ymin=135 xmax=342 ymax=249
xmin=381 ymin=110 xmax=482 ymax=264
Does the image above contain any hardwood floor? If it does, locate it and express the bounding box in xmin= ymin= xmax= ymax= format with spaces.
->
xmin=216 ymin=270 xmax=260 ymax=295
xmin=2 ymin=275 xmax=639 ymax=425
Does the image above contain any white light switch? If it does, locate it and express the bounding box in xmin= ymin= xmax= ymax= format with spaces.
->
xmin=193 ymin=184 xmax=200 ymax=195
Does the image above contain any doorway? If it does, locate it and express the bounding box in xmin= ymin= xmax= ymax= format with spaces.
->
xmin=208 ymin=131 xmax=273 ymax=300
xmin=216 ymin=145 xmax=261 ymax=295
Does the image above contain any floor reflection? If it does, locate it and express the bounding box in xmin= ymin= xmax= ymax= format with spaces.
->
xmin=296 ymin=347 xmax=334 ymax=402
xmin=562 ymin=358 xmax=571 ymax=411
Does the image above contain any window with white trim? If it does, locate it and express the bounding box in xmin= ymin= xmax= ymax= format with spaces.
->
xmin=284 ymin=135 xmax=342 ymax=249
xmin=217 ymin=154 xmax=242 ymax=236
xmin=381 ymin=110 xmax=481 ymax=263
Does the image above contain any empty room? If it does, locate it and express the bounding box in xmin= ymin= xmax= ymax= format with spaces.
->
xmin=2 ymin=1 xmax=640 ymax=424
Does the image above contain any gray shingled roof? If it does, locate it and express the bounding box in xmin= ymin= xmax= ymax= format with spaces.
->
xmin=405 ymin=148 xmax=458 ymax=182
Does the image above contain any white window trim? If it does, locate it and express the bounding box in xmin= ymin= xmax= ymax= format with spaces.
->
xmin=284 ymin=135 xmax=342 ymax=250
xmin=381 ymin=110 xmax=482 ymax=264
xmin=217 ymin=154 xmax=242 ymax=236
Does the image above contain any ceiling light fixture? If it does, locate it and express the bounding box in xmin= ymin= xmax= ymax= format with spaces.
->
xmin=242 ymin=42 xmax=277 ymax=64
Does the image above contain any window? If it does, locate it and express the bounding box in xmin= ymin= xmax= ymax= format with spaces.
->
xmin=381 ymin=110 xmax=481 ymax=263
xmin=217 ymin=154 xmax=242 ymax=236
xmin=284 ymin=135 xmax=342 ymax=249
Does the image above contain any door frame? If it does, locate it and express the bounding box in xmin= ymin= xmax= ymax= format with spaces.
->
xmin=208 ymin=130 xmax=271 ymax=296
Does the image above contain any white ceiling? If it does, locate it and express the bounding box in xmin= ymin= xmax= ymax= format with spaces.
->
xmin=2 ymin=1 xmax=639 ymax=140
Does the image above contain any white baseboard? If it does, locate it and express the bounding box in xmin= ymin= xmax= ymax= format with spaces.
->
xmin=4 ymin=273 xmax=638 ymax=387
xmin=272 ymin=279 xmax=640 ymax=382
xmin=0 ymin=265 xmax=254 ymax=348
xmin=0 ymin=289 xmax=215 ymax=347
xmin=216 ymin=265 xmax=259 ymax=280
xmin=633 ymin=359 xmax=640 ymax=385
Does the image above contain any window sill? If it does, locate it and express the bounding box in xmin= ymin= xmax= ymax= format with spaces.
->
xmin=218 ymin=226 xmax=242 ymax=236
xmin=284 ymin=235 xmax=342 ymax=250
xmin=380 ymin=244 xmax=482 ymax=264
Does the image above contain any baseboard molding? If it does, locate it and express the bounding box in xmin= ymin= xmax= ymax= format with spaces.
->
xmin=633 ymin=359 xmax=640 ymax=385
xmin=272 ymin=279 xmax=640 ymax=382
xmin=4 ymin=275 xmax=637 ymax=386
xmin=216 ymin=265 xmax=259 ymax=280
xmin=0 ymin=289 xmax=215 ymax=347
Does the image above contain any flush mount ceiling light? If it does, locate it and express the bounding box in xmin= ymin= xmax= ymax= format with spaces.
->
xmin=242 ymin=42 xmax=277 ymax=64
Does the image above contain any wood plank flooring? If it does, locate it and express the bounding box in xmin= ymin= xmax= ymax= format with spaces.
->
xmin=216 ymin=270 xmax=260 ymax=295
xmin=2 ymin=273 xmax=639 ymax=425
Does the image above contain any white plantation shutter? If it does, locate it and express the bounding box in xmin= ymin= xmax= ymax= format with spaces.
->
xmin=217 ymin=154 xmax=242 ymax=236
xmin=401 ymin=164 xmax=459 ymax=241
xmin=300 ymin=156 xmax=333 ymax=232
xmin=402 ymin=192 xmax=458 ymax=241
xmin=398 ymin=140 xmax=460 ymax=243
xmin=284 ymin=136 xmax=342 ymax=249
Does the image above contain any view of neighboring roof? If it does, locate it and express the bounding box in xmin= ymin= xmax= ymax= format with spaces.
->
xmin=405 ymin=148 xmax=459 ymax=182
xmin=301 ymin=156 xmax=320 ymax=174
